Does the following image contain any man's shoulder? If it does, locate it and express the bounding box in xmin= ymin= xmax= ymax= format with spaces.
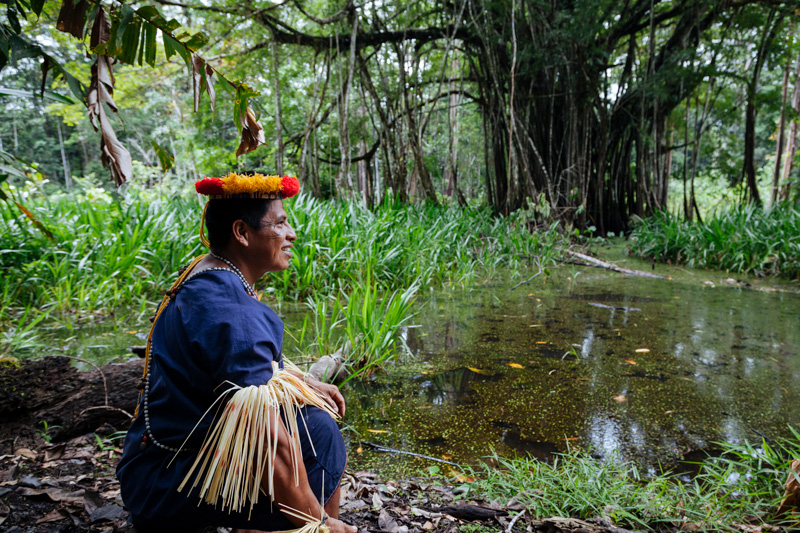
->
xmin=176 ymin=269 xmax=282 ymax=327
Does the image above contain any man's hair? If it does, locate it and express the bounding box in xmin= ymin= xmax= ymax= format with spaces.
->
xmin=205 ymin=198 xmax=272 ymax=252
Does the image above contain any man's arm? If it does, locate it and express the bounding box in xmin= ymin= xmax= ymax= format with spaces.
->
xmin=267 ymin=406 xmax=355 ymax=533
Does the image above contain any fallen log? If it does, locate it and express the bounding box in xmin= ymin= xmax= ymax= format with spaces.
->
xmin=438 ymin=504 xmax=508 ymax=521
xmin=564 ymin=250 xmax=665 ymax=279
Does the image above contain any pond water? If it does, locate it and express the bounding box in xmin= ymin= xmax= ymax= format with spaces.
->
xmin=339 ymin=249 xmax=800 ymax=476
xmin=33 ymin=246 xmax=800 ymax=476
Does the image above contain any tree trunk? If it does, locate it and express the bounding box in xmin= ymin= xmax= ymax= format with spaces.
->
xmin=397 ymin=42 xmax=438 ymax=204
xmin=56 ymin=120 xmax=72 ymax=189
xmin=272 ymin=40 xmax=284 ymax=175
xmin=336 ymin=13 xmax=359 ymax=193
xmin=683 ymin=93 xmax=691 ymax=221
xmin=743 ymin=9 xmax=777 ymax=207
xmin=780 ymin=50 xmax=800 ymax=200
xmin=445 ymin=75 xmax=467 ymax=207
xmin=772 ymin=55 xmax=791 ymax=205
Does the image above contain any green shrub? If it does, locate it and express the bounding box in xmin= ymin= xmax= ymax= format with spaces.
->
xmin=630 ymin=205 xmax=800 ymax=278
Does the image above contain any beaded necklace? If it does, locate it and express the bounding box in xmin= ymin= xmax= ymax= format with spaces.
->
xmin=209 ymin=252 xmax=257 ymax=298
xmin=140 ymin=258 xmax=257 ymax=453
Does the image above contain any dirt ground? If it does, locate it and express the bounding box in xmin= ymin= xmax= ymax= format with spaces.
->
xmin=0 ymin=435 xmax=649 ymax=533
xmin=0 ymin=356 xmax=792 ymax=533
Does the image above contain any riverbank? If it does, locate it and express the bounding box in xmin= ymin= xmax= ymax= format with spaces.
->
xmin=0 ymin=437 xmax=650 ymax=533
xmin=1 ymin=357 xmax=798 ymax=532
xmin=2 ymin=436 xmax=796 ymax=533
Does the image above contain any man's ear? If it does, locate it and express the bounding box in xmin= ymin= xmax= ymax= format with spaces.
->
xmin=231 ymin=220 xmax=250 ymax=247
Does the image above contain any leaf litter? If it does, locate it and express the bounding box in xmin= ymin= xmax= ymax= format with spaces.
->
xmin=0 ymin=437 xmax=793 ymax=533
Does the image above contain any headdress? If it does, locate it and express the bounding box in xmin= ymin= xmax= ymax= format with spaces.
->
xmin=195 ymin=172 xmax=301 ymax=247
xmin=195 ymin=172 xmax=301 ymax=199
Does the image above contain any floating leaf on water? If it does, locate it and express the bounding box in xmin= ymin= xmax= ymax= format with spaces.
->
xmin=367 ymin=429 xmax=388 ymax=434
xmin=468 ymin=367 xmax=489 ymax=375
xmin=624 ymin=360 xmax=637 ymax=365
xmin=612 ymin=394 xmax=627 ymax=403
xmin=635 ymin=348 xmax=650 ymax=353
xmin=508 ymin=363 xmax=524 ymax=369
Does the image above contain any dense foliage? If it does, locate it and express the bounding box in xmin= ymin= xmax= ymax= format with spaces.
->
xmin=0 ymin=179 xmax=562 ymax=320
xmin=2 ymin=0 xmax=800 ymax=233
xmin=629 ymin=205 xmax=800 ymax=278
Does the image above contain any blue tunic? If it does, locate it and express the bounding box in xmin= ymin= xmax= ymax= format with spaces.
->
xmin=117 ymin=270 xmax=346 ymax=529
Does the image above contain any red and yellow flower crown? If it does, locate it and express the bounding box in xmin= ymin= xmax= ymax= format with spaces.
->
xmin=195 ymin=172 xmax=301 ymax=199
xmin=195 ymin=172 xmax=301 ymax=247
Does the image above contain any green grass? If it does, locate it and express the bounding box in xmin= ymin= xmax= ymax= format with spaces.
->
xmin=0 ymin=185 xmax=564 ymax=367
xmin=630 ymin=205 xmax=800 ymax=279
xmin=463 ymin=429 xmax=800 ymax=530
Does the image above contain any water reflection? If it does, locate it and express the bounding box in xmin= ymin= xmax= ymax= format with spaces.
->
xmin=346 ymin=265 xmax=800 ymax=473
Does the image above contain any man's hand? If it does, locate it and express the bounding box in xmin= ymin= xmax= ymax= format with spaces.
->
xmin=307 ymin=378 xmax=346 ymax=417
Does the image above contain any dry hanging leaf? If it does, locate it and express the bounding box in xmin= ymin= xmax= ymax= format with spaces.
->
xmin=205 ymin=63 xmax=216 ymax=112
xmin=86 ymin=7 xmax=132 ymax=186
xmin=367 ymin=429 xmax=388 ymax=434
xmin=191 ymin=55 xmax=217 ymax=113
xmin=468 ymin=367 xmax=489 ymax=375
xmin=612 ymin=394 xmax=627 ymax=403
xmin=89 ymin=5 xmax=110 ymax=50
xmin=624 ymin=360 xmax=637 ymax=365
xmin=635 ymin=348 xmax=650 ymax=353
xmin=192 ymin=54 xmax=203 ymax=112
xmin=236 ymin=104 xmax=265 ymax=157
xmin=88 ymin=66 xmax=132 ymax=186
xmin=508 ymin=363 xmax=524 ymax=369
xmin=56 ymin=0 xmax=90 ymax=39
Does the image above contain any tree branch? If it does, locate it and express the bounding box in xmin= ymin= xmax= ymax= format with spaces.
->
xmin=258 ymin=12 xmax=478 ymax=51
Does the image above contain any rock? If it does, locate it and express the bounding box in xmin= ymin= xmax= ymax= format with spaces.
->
xmin=307 ymin=340 xmax=351 ymax=384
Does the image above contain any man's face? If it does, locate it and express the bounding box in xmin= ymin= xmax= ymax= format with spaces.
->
xmin=249 ymin=199 xmax=297 ymax=272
